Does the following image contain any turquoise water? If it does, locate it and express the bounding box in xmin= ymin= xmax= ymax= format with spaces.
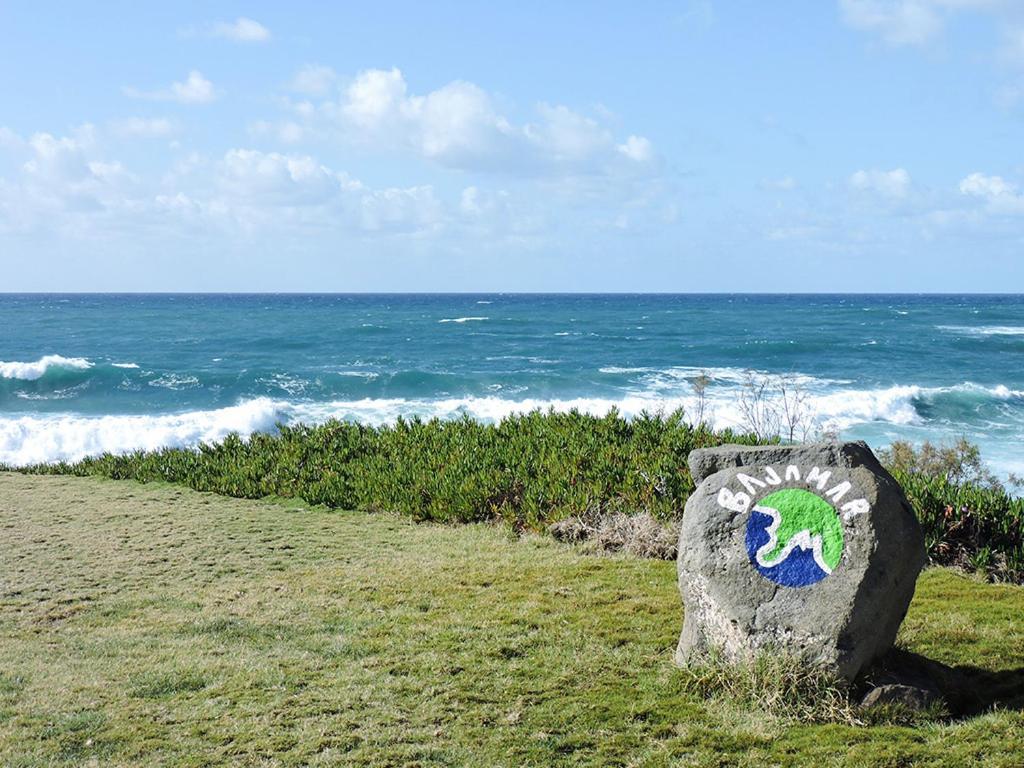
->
xmin=1 ymin=294 xmax=1022 ymax=476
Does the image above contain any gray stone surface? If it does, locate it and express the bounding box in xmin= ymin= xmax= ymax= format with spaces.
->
xmin=860 ymin=683 xmax=940 ymax=711
xmin=676 ymin=442 xmax=926 ymax=681
xmin=687 ymin=441 xmax=888 ymax=486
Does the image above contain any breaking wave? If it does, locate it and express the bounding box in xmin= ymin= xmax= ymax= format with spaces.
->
xmin=938 ymin=325 xmax=1024 ymax=337
xmin=2 ymin=379 xmax=1021 ymax=467
xmin=0 ymin=355 xmax=93 ymax=381
xmin=0 ymin=398 xmax=286 ymax=466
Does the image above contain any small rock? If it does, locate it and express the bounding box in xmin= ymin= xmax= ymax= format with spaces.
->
xmin=861 ymin=683 xmax=940 ymax=711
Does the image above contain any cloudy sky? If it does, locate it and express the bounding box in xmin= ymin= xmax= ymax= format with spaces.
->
xmin=1 ymin=1 xmax=1022 ymax=291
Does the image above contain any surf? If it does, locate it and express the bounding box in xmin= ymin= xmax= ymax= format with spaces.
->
xmin=0 ymin=355 xmax=93 ymax=381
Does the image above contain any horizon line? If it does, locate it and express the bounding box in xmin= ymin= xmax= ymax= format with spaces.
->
xmin=2 ymin=291 xmax=1023 ymax=297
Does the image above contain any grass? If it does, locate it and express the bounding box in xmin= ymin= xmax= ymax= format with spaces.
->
xmin=1 ymin=473 xmax=1023 ymax=766
xmin=10 ymin=411 xmax=1024 ymax=580
xmin=677 ymin=650 xmax=861 ymax=726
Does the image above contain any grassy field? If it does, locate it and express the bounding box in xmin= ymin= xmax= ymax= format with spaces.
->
xmin=1 ymin=473 xmax=1023 ymax=766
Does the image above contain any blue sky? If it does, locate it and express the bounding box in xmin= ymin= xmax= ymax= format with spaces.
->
xmin=1 ymin=1 xmax=1022 ymax=291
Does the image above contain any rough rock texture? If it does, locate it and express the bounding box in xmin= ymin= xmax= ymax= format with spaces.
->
xmin=860 ymin=684 xmax=937 ymax=712
xmin=676 ymin=442 xmax=926 ymax=682
xmin=687 ymin=441 xmax=890 ymax=486
xmin=860 ymin=683 xmax=940 ymax=710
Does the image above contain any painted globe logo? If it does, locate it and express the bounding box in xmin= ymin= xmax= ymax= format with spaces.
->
xmin=745 ymin=488 xmax=844 ymax=587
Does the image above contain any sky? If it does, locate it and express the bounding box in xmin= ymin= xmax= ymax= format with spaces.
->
xmin=0 ymin=0 xmax=1022 ymax=292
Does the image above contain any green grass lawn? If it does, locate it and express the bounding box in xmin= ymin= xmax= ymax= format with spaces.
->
xmin=1 ymin=473 xmax=1022 ymax=767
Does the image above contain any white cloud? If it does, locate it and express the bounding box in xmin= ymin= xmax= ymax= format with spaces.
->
xmin=0 ymin=127 xmax=455 ymax=239
xmin=840 ymin=0 xmax=1012 ymax=47
xmin=218 ymin=148 xmax=355 ymax=206
xmin=456 ymin=185 xmax=548 ymax=239
xmin=111 ymin=117 xmax=177 ymax=138
xmin=296 ymin=67 xmax=655 ymax=176
xmin=211 ymin=17 xmax=271 ymax=42
xmin=959 ymin=171 xmax=1024 ymax=213
xmin=841 ymin=2 xmax=1024 ymax=112
xmin=526 ymin=103 xmax=610 ymax=162
xmin=360 ymin=186 xmax=442 ymax=233
xmin=340 ymin=67 xmax=408 ymax=128
xmin=170 ymin=71 xmax=216 ymax=104
xmin=849 ymin=167 xmax=911 ymax=198
xmin=210 ymin=148 xmax=444 ymax=234
xmin=960 ymin=171 xmax=1016 ymax=197
xmin=617 ymin=135 xmax=654 ymax=163
xmin=839 ymin=0 xmax=942 ymax=46
xmin=460 ymin=186 xmax=489 ymax=216
xmin=125 ymin=71 xmax=217 ymax=104
xmin=0 ymin=125 xmax=142 ymax=233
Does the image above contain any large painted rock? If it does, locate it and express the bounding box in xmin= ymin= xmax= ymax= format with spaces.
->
xmin=676 ymin=442 xmax=926 ymax=681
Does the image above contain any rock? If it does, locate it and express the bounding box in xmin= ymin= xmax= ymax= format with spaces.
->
xmin=687 ymin=441 xmax=888 ymax=486
xmin=676 ymin=442 xmax=926 ymax=682
xmin=860 ymin=651 xmax=944 ymax=712
xmin=861 ymin=683 xmax=940 ymax=711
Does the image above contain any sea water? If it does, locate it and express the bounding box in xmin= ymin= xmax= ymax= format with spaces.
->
xmin=1 ymin=293 xmax=1022 ymax=477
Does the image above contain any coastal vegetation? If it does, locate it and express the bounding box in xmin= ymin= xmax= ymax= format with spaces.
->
xmin=1 ymin=473 xmax=1022 ymax=766
xmin=8 ymin=410 xmax=1024 ymax=582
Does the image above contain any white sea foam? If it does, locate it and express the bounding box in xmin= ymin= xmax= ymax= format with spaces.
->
xmin=0 ymin=355 xmax=93 ymax=381
xmin=336 ymin=371 xmax=379 ymax=379
xmin=598 ymin=365 xmax=849 ymax=390
xmin=0 ymin=398 xmax=286 ymax=466
xmin=259 ymin=373 xmax=309 ymax=396
xmin=599 ymin=366 xmax=655 ymax=374
xmin=282 ymin=385 xmax=929 ymax=432
xmin=14 ymin=389 xmax=80 ymax=401
xmin=148 ymin=374 xmax=201 ymax=390
xmin=938 ymin=325 xmax=1024 ymax=337
xmin=112 ymin=362 xmax=139 ymax=369
xmin=438 ymin=317 xmax=488 ymax=323
xmin=807 ymin=386 xmax=923 ymax=430
xmin=991 ymin=384 xmax=1023 ymax=399
xmin=3 ymin=381 xmax=1021 ymax=467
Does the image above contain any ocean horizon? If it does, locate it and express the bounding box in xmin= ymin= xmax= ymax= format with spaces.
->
xmin=2 ymin=292 xmax=1022 ymax=477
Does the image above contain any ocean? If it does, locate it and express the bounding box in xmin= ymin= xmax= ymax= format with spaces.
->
xmin=1 ymin=293 xmax=1022 ymax=477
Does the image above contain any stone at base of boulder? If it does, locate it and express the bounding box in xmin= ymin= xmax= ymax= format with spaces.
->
xmin=860 ymin=683 xmax=941 ymax=711
xmin=859 ymin=648 xmax=995 ymax=717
